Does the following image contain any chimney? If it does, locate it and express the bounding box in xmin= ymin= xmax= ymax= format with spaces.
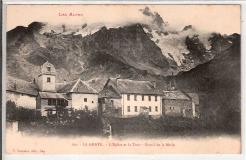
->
xmin=115 ymin=74 xmax=120 ymax=87
xmin=169 ymin=72 xmax=176 ymax=91
xmin=151 ymin=81 xmax=156 ymax=88
xmin=63 ymin=79 xmax=67 ymax=84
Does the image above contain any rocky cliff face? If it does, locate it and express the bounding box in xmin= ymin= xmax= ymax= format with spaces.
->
xmin=7 ymin=22 xmax=174 ymax=82
xmin=7 ymin=21 xmax=239 ymax=82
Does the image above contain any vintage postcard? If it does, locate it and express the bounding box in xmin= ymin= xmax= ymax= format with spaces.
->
xmin=2 ymin=3 xmax=242 ymax=156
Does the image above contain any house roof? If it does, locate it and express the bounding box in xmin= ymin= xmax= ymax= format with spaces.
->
xmin=104 ymin=78 xmax=162 ymax=95
xmin=58 ymin=79 xmax=97 ymax=94
xmin=163 ymin=90 xmax=191 ymax=100
xmin=86 ymin=78 xmax=108 ymax=92
xmin=39 ymin=92 xmax=69 ymax=100
xmin=6 ymin=76 xmax=38 ymax=96
xmin=99 ymin=85 xmax=122 ymax=98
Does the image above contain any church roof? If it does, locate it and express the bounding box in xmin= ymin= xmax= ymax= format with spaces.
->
xmin=6 ymin=76 xmax=38 ymax=96
xmin=39 ymin=61 xmax=56 ymax=76
xmin=58 ymin=79 xmax=97 ymax=94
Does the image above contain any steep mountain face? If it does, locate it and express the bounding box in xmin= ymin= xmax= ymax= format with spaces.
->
xmin=81 ymin=24 xmax=171 ymax=78
xmin=7 ymin=22 xmax=172 ymax=82
xmin=175 ymin=34 xmax=240 ymax=132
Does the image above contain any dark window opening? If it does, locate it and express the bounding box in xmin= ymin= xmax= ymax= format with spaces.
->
xmin=135 ymin=106 xmax=138 ymax=112
xmin=84 ymin=98 xmax=87 ymax=102
xmin=148 ymin=96 xmax=151 ymax=101
xmin=149 ymin=106 xmax=152 ymax=112
xmin=47 ymin=77 xmax=51 ymax=83
xmin=155 ymin=96 xmax=157 ymax=101
xmin=155 ymin=106 xmax=158 ymax=112
xmin=142 ymin=95 xmax=144 ymax=101
xmin=48 ymin=99 xmax=51 ymax=105
xmin=134 ymin=95 xmax=137 ymax=101
xmin=47 ymin=67 xmax=51 ymax=71
xmin=127 ymin=106 xmax=130 ymax=112
xmin=52 ymin=99 xmax=56 ymax=105
xmin=127 ymin=94 xmax=130 ymax=101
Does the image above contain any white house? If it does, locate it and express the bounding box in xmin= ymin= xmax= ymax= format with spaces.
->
xmin=6 ymin=76 xmax=38 ymax=110
xmin=58 ymin=79 xmax=98 ymax=111
xmin=99 ymin=78 xmax=163 ymax=118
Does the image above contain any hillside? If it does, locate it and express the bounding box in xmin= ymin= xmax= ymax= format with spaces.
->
xmin=175 ymin=33 xmax=241 ymax=132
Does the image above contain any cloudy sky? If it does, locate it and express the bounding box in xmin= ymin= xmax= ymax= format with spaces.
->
xmin=6 ymin=5 xmax=240 ymax=34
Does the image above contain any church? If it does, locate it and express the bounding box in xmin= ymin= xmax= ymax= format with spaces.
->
xmin=7 ymin=61 xmax=98 ymax=117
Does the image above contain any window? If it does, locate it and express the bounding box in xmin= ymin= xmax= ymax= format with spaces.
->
xmin=92 ymin=101 xmax=94 ymax=103
xmin=170 ymin=107 xmax=172 ymax=110
xmin=135 ymin=106 xmax=138 ymax=112
xmin=127 ymin=106 xmax=130 ymax=112
xmin=57 ymin=99 xmax=61 ymax=105
xmin=134 ymin=95 xmax=137 ymax=101
xmin=148 ymin=95 xmax=151 ymax=101
xmin=127 ymin=94 xmax=130 ymax=101
xmin=47 ymin=67 xmax=51 ymax=71
xmin=149 ymin=106 xmax=152 ymax=112
xmin=48 ymin=99 xmax=51 ymax=105
xmin=52 ymin=99 xmax=56 ymax=105
xmin=47 ymin=77 xmax=51 ymax=83
xmin=155 ymin=106 xmax=158 ymax=112
xmin=155 ymin=96 xmax=157 ymax=101
xmin=84 ymin=98 xmax=87 ymax=102
xmin=142 ymin=95 xmax=144 ymax=101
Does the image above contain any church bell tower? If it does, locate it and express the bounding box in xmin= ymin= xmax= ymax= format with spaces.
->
xmin=37 ymin=61 xmax=56 ymax=92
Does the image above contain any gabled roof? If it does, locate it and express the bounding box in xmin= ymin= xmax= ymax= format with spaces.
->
xmin=103 ymin=78 xmax=162 ymax=95
xmin=99 ymin=85 xmax=121 ymax=98
xmin=86 ymin=78 xmax=108 ymax=92
xmin=58 ymin=79 xmax=97 ymax=94
xmin=6 ymin=76 xmax=38 ymax=96
xmin=163 ymin=90 xmax=191 ymax=100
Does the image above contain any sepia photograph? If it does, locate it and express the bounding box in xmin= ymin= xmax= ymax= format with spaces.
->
xmin=3 ymin=4 xmax=241 ymax=155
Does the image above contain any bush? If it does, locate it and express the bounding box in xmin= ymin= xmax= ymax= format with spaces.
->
xmin=6 ymin=100 xmax=39 ymax=122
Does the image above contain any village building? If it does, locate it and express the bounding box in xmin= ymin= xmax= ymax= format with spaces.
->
xmin=6 ymin=61 xmax=98 ymax=117
xmin=6 ymin=76 xmax=38 ymax=110
xmin=99 ymin=78 xmax=163 ymax=118
xmin=6 ymin=61 xmax=199 ymax=119
xmin=162 ymin=78 xmax=200 ymax=118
